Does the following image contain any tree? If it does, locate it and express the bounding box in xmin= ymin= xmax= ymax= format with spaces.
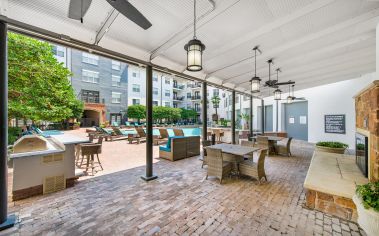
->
xmin=153 ymin=106 xmax=166 ymax=123
xmin=127 ymin=105 xmax=146 ymax=123
xmin=180 ymin=108 xmax=197 ymax=121
xmin=8 ymin=33 xmax=83 ymax=122
xmin=211 ymin=95 xmax=221 ymax=115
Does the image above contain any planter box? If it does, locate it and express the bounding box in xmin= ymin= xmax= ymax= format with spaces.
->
xmin=353 ymin=195 xmax=379 ymax=236
xmin=315 ymin=145 xmax=346 ymax=154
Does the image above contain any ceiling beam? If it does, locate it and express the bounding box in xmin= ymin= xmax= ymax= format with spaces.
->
xmin=221 ymin=32 xmax=375 ymax=84
xmin=207 ymin=8 xmax=379 ymax=77
xmin=204 ymin=0 xmax=336 ymax=62
xmin=94 ymin=9 xmax=119 ymax=45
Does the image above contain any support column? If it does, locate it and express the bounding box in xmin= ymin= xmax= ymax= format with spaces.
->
xmin=0 ymin=21 xmax=15 ymax=231
xmin=249 ymin=95 xmax=253 ymax=140
xmin=231 ymin=91 xmax=236 ymax=144
xmin=261 ymin=99 xmax=265 ymax=133
xmin=141 ymin=65 xmax=157 ymax=181
xmin=202 ymin=81 xmax=207 ymax=141
xmin=276 ymin=100 xmax=279 ymax=132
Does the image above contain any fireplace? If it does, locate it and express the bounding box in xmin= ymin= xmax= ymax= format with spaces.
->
xmin=355 ymin=133 xmax=368 ymax=178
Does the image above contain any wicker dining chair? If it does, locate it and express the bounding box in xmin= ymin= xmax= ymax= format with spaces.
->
xmin=201 ymin=140 xmax=212 ymax=168
xmin=275 ymin=137 xmax=293 ymax=157
xmin=239 ymin=149 xmax=268 ymax=184
xmin=206 ymin=148 xmax=232 ymax=184
xmin=240 ymin=140 xmax=256 ymax=160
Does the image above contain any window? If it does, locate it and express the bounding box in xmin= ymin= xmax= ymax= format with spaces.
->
xmin=82 ymin=52 xmax=99 ymax=65
xmin=52 ymin=45 xmax=64 ymax=57
xmin=236 ymin=96 xmax=240 ymax=103
xmin=81 ymin=90 xmax=99 ymax=103
xmin=153 ymin=75 xmax=158 ymax=82
xmin=112 ymin=60 xmax=121 ymax=70
xmin=224 ymin=98 xmax=228 ymax=108
xmin=82 ymin=70 xmax=99 ymax=83
xmin=165 ymin=102 xmax=170 ymax=107
xmin=153 ymin=101 xmax=159 ymax=106
xmin=213 ymin=89 xmax=219 ymax=97
xmin=132 ymin=71 xmax=139 ymax=78
xmin=187 ymin=92 xmax=191 ymax=98
xmin=112 ymin=75 xmax=121 ymax=87
xmin=165 ymin=89 xmax=170 ymax=97
xmin=243 ymin=95 xmax=249 ymax=101
xmin=153 ymin=87 xmax=158 ymax=95
xmin=132 ymin=99 xmax=140 ymax=105
xmin=165 ymin=78 xmax=170 ymax=84
xmin=132 ymin=84 xmax=140 ymax=93
xmin=112 ymin=92 xmax=121 ymax=104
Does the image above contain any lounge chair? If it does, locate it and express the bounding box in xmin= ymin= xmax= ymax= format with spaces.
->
xmin=111 ymin=127 xmax=129 ymax=141
xmin=156 ymin=128 xmax=169 ymax=144
xmin=239 ymin=149 xmax=268 ymax=184
xmin=205 ymin=148 xmax=232 ymax=184
xmin=128 ymin=128 xmax=147 ymax=144
xmin=274 ymin=137 xmax=293 ymax=157
xmin=173 ymin=128 xmax=184 ymax=136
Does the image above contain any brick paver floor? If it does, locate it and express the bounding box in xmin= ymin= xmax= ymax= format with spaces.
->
xmin=2 ymin=138 xmax=366 ymax=236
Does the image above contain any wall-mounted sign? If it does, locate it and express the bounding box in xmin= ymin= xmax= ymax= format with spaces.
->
xmin=325 ymin=114 xmax=346 ymax=134
xmin=300 ymin=116 xmax=307 ymax=125
xmin=289 ymin=117 xmax=295 ymax=124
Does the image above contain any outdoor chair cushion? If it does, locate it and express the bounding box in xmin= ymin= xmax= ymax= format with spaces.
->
xmin=159 ymin=146 xmax=171 ymax=152
xmin=160 ymin=136 xmax=186 ymax=151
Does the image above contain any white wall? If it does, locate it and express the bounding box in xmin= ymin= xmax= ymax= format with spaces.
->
xmin=258 ymin=72 xmax=376 ymax=148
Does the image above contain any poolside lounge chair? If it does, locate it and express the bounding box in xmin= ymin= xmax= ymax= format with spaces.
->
xmin=156 ymin=128 xmax=169 ymax=145
xmin=239 ymin=149 xmax=268 ymax=184
xmin=274 ymin=137 xmax=293 ymax=157
xmin=173 ymin=128 xmax=184 ymax=136
xmin=206 ymin=148 xmax=232 ymax=184
xmin=128 ymin=128 xmax=147 ymax=144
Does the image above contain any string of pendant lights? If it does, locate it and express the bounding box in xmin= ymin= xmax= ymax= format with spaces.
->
xmin=184 ymin=0 xmax=206 ymax=72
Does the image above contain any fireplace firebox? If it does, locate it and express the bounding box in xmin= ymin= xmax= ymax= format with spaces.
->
xmin=355 ymin=133 xmax=368 ymax=178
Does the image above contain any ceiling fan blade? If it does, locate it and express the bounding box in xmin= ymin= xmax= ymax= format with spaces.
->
xmin=275 ymin=81 xmax=295 ymax=86
xmin=68 ymin=0 xmax=92 ymax=20
xmin=106 ymin=0 xmax=152 ymax=30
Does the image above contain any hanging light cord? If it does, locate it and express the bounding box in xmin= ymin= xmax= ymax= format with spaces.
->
xmin=254 ymin=49 xmax=257 ymax=77
xmin=193 ymin=0 xmax=197 ymax=39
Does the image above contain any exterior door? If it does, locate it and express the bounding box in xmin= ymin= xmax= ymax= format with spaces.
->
xmin=110 ymin=113 xmax=122 ymax=126
xmin=283 ymin=101 xmax=308 ymax=141
xmin=257 ymin=105 xmax=273 ymax=132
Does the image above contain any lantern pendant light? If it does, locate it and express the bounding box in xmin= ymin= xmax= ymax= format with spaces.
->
xmin=287 ymin=84 xmax=293 ymax=103
xmin=273 ymin=68 xmax=282 ymax=100
xmin=250 ymin=46 xmax=261 ymax=93
xmin=184 ymin=0 xmax=205 ymax=72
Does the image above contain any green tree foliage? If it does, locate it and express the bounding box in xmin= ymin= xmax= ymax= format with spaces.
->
xmin=8 ymin=33 xmax=83 ymax=122
xmin=153 ymin=106 xmax=182 ymax=123
xmin=211 ymin=95 xmax=221 ymax=117
xmin=180 ymin=108 xmax=197 ymax=120
xmin=127 ymin=105 xmax=146 ymax=122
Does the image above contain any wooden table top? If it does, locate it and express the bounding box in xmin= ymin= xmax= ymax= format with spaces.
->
xmin=206 ymin=143 xmax=260 ymax=156
xmin=251 ymin=136 xmax=285 ymax=142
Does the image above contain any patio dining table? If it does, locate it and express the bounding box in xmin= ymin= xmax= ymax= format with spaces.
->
xmin=205 ymin=143 xmax=260 ymax=176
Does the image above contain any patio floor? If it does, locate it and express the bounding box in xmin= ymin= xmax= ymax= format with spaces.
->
xmin=3 ymin=132 xmax=365 ymax=236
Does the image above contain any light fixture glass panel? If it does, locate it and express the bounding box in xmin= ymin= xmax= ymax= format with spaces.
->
xmin=287 ymin=96 xmax=293 ymax=104
xmin=251 ymin=80 xmax=260 ymax=92
xmin=274 ymin=89 xmax=281 ymax=100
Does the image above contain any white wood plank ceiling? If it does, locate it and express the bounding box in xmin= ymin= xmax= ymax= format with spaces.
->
xmin=2 ymin=0 xmax=379 ymax=96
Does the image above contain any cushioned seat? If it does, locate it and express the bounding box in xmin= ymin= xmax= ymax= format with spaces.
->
xmin=159 ymin=146 xmax=171 ymax=152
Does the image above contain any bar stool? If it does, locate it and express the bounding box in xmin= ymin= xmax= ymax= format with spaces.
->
xmin=78 ymin=136 xmax=104 ymax=175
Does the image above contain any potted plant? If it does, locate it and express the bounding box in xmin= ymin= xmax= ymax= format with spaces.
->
xmin=353 ymin=182 xmax=379 ymax=236
xmin=356 ymin=143 xmax=366 ymax=156
xmin=315 ymin=141 xmax=348 ymax=154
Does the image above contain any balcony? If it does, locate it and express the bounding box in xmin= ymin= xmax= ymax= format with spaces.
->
xmin=173 ymin=84 xmax=185 ymax=90
xmin=195 ymin=108 xmax=201 ymax=113
xmin=191 ymin=96 xmax=201 ymax=100
xmin=188 ymin=83 xmax=201 ymax=89
xmin=173 ymin=96 xmax=185 ymax=101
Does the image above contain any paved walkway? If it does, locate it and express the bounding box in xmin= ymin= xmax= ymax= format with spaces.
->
xmin=2 ymin=140 xmax=366 ymax=236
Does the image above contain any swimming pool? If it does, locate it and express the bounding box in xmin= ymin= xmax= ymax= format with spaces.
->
xmin=110 ymin=127 xmax=202 ymax=137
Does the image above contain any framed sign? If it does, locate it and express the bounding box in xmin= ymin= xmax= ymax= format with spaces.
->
xmin=324 ymin=114 xmax=346 ymax=134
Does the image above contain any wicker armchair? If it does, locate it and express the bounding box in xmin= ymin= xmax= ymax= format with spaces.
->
xmin=240 ymin=140 xmax=255 ymax=160
xmin=275 ymin=137 xmax=293 ymax=157
xmin=239 ymin=149 xmax=268 ymax=184
xmin=206 ymin=148 xmax=232 ymax=184
xmin=159 ymin=137 xmax=187 ymax=161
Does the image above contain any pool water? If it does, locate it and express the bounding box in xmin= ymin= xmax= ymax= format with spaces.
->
xmin=111 ymin=128 xmax=202 ymax=137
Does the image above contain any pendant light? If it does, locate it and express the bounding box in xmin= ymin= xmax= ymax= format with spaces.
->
xmin=184 ymin=0 xmax=205 ymax=72
xmin=250 ymin=46 xmax=261 ymax=93
xmin=287 ymin=84 xmax=293 ymax=103
xmin=273 ymin=68 xmax=282 ymax=100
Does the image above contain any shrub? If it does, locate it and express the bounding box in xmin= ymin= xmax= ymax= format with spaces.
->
xmin=316 ymin=141 xmax=348 ymax=149
xmin=357 ymin=143 xmax=365 ymax=150
xmin=356 ymin=182 xmax=379 ymax=211
xmin=8 ymin=127 xmax=22 ymax=145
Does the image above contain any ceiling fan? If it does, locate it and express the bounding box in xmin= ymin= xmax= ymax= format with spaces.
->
xmin=288 ymin=85 xmax=306 ymax=101
xmin=264 ymin=59 xmax=295 ymax=88
xmin=68 ymin=0 xmax=152 ymax=30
